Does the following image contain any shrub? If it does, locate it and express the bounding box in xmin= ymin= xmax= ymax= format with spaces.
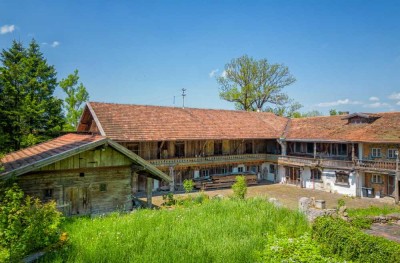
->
xmin=313 ymin=216 xmax=400 ymax=263
xmin=0 ymin=184 xmax=63 ymax=261
xmin=161 ymin=192 xmax=176 ymax=206
xmin=183 ymin=179 xmax=194 ymax=194
xmin=337 ymin=198 xmax=345 ymax=208
xmin=256 ymin=233 xmax=343 ymax=263
xmin=232 ymin=176 xmax=247 ymax=199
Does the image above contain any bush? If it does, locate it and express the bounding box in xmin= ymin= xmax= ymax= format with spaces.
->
xmin=256 ymin=233 xmax=343 ymax=263
xmin=313 ymin=216 xmax=400 ymax=263
xmin=337 ymin=198 xmax=345 ymax=208
xmin=232 ymin=176 xmax=247 ymax=199
xmin=183 ymin=179 xmax=194 ymax=194
xmin=0 ymin=184 xmax=63 ymax=261
xmin=161 ymin=192 xmax=176 ymax=206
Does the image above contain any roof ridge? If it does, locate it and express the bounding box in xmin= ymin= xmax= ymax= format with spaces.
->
xmin=89 ymin=101 xmax=280 ymax=115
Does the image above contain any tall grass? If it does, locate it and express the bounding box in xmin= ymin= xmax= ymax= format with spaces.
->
xmin=347 ymin=205 xmax=400 ymax=217
xmin=41 ymin=198 xmax=309 ymax=263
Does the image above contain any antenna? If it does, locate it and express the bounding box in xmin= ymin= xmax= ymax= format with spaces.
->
xmin=181 ymin=88 xmax=186 ymax=109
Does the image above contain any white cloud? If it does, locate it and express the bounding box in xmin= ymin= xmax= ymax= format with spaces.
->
xmin=369 ymin=96 xmax=379 ymax=101
xmin=221 ymin=70 xmax=227 ymax=78
xmin=51 ymin=41 xmax=60 ymax=48
xmin=397 ymin=101 xmax=400 ymax=106
xmin=316 ymin=98 xmax=362 ymax=107
xmin=0 ymin=24 xmax=15 ymax=34
xmin=389 ymin=92 xmax=400 ymax=100
xmin=42 ymin=42 xmax=48 ymax=45
xmin=363 ymin=102 xmax=390 ymax=108
xmin=209 ymin=69 xmax=219 ymax=78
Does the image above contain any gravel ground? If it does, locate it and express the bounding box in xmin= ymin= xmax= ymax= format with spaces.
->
xmin=140 ymin=182 xmax=397 ymax=210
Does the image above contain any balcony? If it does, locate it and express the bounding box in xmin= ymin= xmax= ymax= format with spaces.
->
xmin=149 ymin=153 xmax=278 ymax=168
xmin=278 ymin=155 xmax=397 ymax=172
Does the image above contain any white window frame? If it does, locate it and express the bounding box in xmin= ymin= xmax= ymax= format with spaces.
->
xmin=371 ymin=148 xmax=381 ymax=158
xmin=388 ymin=149 xmax=397 ymax=159
xmin=371 ymin=174 xmax=383 ymax=184
xmin=237 ymin=166 xmax=244 ymax=173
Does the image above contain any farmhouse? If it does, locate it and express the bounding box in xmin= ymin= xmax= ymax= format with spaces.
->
xmin=77 ymin=102 xmax=400 ymax=201
xmin=0 ymin=133 xmax=171 ymax=215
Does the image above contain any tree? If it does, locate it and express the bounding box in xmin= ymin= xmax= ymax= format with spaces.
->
xmin=217 ymin=55 xmax=298 ymax=114
xmin=59 ymin=69 xmax=89 ymax=130
xmin=0 ymin=40 xmax=64 ymax=153
xmin=329 ymin=109 xmax=338 ymax=116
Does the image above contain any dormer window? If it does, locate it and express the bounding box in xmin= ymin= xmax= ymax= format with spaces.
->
xmin=342 ymin=113 xmax=380 ymax=125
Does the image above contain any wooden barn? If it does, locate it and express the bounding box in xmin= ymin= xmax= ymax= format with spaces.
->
xmin=0 ymin=133 xmax=171 ymax=216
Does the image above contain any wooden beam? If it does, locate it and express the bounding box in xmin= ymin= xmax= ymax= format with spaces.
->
xmin=146 ymin=176 xmax=153 ymax=208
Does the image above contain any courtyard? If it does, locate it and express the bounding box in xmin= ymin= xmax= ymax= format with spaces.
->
xmin=145 ymin=183 xmax=397 ymax=210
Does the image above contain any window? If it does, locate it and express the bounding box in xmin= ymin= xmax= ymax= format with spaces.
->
xmin=371 ymin=174 xmax=383 ymax=184
xmin=100 ymin=183 xmax=107 ymax=192
xmin=214 ymin=140 xmax=223 ymax=155
xmin=201 ymin=169 xmax=209 ymax=177
xmin=311 ymin=169 xmax=322 ymax=181
xmin=331 ymin=144 xmax=347 ymax=156
xmin=371 ymin=148 xmax=381 ymax=158
xmin=269 ymin=164 xmax=276 ymax=174
xmin=388 ymin=149 xmax=397 ymax=159
xmin=238 ymin=166 xmax=244 ymax=173
xmin=335 ymin=171 xmax=349 ymax=186
xmin=43 ymin=189 xmax=53 ymax=200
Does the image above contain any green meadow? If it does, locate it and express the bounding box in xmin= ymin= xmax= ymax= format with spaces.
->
xmin=40 ymin=198 xmax=310 ymax=263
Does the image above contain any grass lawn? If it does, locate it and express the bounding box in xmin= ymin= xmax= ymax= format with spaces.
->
xmin=40 ymin=198 xmax=310 ymax=263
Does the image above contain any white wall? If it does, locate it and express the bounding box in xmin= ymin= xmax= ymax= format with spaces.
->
xmin=194 ymin=170 xmax=200 ymax=179
xmin=277 ymin=165 xmax=285 ymax=183
xmin=261 ymin=162 xmax=277 ymax=182
xmin=320 ymin=170 xmax=357 ymax=196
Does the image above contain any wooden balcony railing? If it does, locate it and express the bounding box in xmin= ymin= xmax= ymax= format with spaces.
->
xmin=356 ymin=160 xmax=396 ymax=171
xmin=278 ymin=155 xmax=397 ymax=172
xmin=149 ymin=153 xmax=277 ymax=167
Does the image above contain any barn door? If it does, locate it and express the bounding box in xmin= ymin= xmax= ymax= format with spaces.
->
xmin=66 ymin=187 xmax=90 ymax=215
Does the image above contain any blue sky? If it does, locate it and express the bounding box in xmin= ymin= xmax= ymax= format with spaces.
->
xmin=1 ymin=0 xmax=400 ymax=114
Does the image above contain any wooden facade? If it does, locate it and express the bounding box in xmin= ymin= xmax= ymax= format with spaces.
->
xmin=17 ymin=147 xmax=134 ymax=216
xmin=0 ymin=134 xmax=171 ymax=216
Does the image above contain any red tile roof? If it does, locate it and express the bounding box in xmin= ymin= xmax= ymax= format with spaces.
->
xmin=1 ymin=134 xmax=106 ymax=175
xmin=285 ymin=112 xmax=400 ymax=143
xmin=80 ymin=102 xmax=289 ymax=141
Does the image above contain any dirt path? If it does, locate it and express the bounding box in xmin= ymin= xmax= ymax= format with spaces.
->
xmin=141 ymin=183 xmax=396 ymax=210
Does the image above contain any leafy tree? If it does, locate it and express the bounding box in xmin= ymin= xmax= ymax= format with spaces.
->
xmin=329 ymin=109 xmax=338 ymax=116
xmin=183 ymin=179 xmax=194 ymax=194
xmin=217 ymin=55 xmax=298 ymax=114
xmin=292 ymin=110 xmax=324 ymax=118
xmin=59 ymin=69 xmax=89 ymax=130
xmin=0 ymin=40 xmax=64 ymax=152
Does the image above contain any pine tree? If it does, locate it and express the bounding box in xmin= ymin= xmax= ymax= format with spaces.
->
xmin=0 ymin=40 xmax=64 ymax=153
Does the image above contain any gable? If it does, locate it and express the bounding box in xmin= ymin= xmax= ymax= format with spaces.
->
xmin=38 ymin=146 xmax=132 ymax=171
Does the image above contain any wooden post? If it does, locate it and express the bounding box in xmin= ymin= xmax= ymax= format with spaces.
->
xmin=169 ymin=166 xmax=175 ymax=192
xmin=146 ymin=176 xmax=153 ymax=208
xmin=313 ymin=142 xmax=317 ymax=159
xmin=351 ymin=144 xmax=355 ymax=162
xmin=395 ymin=151 xmax=399 ymax=204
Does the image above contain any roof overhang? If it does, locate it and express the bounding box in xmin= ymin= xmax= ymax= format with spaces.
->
xmin=1 ymin=138 xmax=171 ymax=182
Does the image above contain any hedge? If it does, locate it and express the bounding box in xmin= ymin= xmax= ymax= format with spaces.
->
xmin=312 ymin=216 xmax=400 ymax=263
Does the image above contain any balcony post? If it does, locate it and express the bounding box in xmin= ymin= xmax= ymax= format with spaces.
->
xmin=313 ymin=143 xmax=317 ymax=159
xmin=146 ymin=176 xmax=153 ymax=208
xmin=351 ymin=143 xmax=355 ymax=162
xmin=277 ymin=138 xmax=286 ymax=156
xmin=169 ymin=166 xmax=175 ymax=192
xmin=395 ymin=151 xmax=399 ymax=204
